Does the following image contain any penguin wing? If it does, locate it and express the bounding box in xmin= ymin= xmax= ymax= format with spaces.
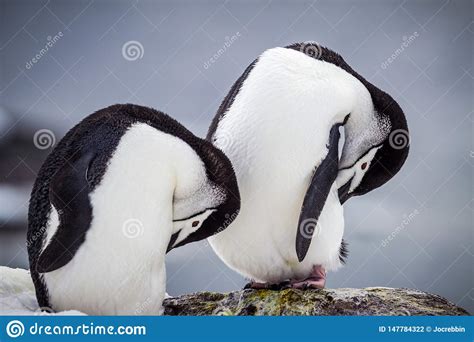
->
xmin=295 ymin=123 xmax=341 ymax=262
xmin=36 ymin=151 xmax=95 ymax=273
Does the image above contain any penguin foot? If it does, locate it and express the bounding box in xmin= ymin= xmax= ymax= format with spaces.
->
xmin=289 ymin=265 xmax=326 ymax=290
xmin=289 ymin=278 xmax=325 ymax=289
xmin=244 ymin=280 xmax=290 ymax=290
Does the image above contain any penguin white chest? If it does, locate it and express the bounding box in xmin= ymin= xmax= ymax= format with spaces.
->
xmin=209 ymin=156 xmax=345 ymax=283
xmin=208 ymin=110 xmax=345 ymax=283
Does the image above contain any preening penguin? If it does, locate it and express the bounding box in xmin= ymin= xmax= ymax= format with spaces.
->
xmin=207 ymin=43 xmax=409 ymax=289
xmin=27 ymin=104 xmax=240 ymax=314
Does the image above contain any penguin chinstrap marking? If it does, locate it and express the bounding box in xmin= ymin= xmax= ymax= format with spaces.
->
xmin=207 ymin=43 xmax=409 ymax=289
xmin=27 ymin=104 xmax=240 ymax=315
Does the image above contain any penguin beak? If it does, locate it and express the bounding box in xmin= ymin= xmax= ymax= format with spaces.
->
xmin=166 ymin=232 xmax=180 ymax=253
xmin=338 ymin=179 xmax=353 ymax=204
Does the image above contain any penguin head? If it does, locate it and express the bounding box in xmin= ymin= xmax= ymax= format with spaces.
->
xmin=167 ymin=209 xmax=218 ymax=252
xmin=167 ymin=142 xmax=240 ymax=252
xmin=336 ymin=87 xmax=409 ymax=203
xmin=282 ymin=42 xmax=409 ymax=204
xmin=284 ymin=42 xmax=409 ymax=203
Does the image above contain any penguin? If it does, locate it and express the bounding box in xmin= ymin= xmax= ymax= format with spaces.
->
xmin=207 ymin=43 xmax=409 ymax=289
xmin=27 ymin=104 xmax=240 ymax=314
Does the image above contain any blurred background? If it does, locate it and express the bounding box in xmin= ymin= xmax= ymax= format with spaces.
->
xmin=1 ymin=0 xmax=472 ymax=313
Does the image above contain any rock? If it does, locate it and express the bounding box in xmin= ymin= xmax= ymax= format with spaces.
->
xmin=1 ymin=267 xmax=468 ymax=316
xmin=163 ymin=287 xmax=470 ymax=316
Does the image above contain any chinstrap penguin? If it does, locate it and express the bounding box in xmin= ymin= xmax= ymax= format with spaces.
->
xmin=207 ymin=43 xmax=409 ymax=289
xmin=27 ymin=104 xmax=240 ymax=314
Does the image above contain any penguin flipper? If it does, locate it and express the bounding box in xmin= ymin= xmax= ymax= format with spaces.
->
xmin=36 ymin=152 xmax=94 ymax=273
xmin=295 ymin=124 xmax=341 ymax=262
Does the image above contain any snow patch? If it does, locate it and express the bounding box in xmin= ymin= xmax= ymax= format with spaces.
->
xmin=0 ymin=266 xmax=84 ymax=315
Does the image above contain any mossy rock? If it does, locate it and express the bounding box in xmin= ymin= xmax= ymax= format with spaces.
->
xmin=163 ymin=287 xmax=470 ymax=316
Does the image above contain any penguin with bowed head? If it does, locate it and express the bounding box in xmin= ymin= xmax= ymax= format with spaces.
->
xmin=27 ymin=104 xmax=240 ymax=314
xmin=207 ymin=43 xmax=409 ymax=289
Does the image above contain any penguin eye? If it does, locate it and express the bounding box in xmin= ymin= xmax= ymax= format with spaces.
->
xmin=361 ymin=162 xmax=368 ymax=170
xmin=192 ymin=221 xmax=200 ymax=227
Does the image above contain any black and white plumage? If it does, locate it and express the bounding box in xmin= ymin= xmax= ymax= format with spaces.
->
xmin=207 ymin=43 xmax=409 ymax=286
xmin=27 ymin=104 xmax=240 ymax=314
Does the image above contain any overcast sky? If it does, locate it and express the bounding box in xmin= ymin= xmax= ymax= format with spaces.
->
xmin=0 ymin=0 xmax=472 ymax=313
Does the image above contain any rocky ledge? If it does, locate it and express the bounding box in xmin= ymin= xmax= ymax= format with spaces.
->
xmin=163 ymin=287 xmax=469 ymax=316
